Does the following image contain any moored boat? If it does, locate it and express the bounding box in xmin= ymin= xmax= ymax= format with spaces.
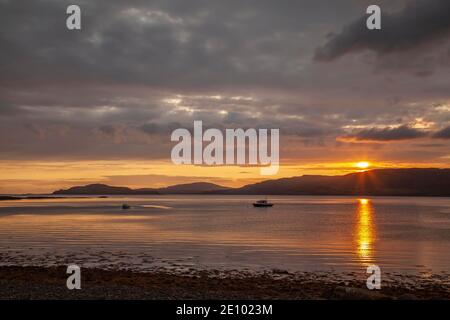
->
xmin=253 ymin=199 xmax=273 ymax=207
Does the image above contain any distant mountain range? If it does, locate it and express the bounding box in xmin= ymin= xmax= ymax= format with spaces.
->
xmin=52 ymin=169 xmax=450 ymax=196
xmin=53 ymin=184 xmax=159 ymax=195
xmin=53 ymin=182 xmax=228 ymax=195
xmin=157 ymin=182 xmax=230 ymax=194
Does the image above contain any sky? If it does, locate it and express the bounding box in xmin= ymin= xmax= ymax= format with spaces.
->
xmin=1 ymin=0 xmax=450 ymax=193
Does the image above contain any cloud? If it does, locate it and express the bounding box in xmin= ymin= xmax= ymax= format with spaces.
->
xmin=433 ymin=126 xmax=450 ymax=139
xmin=140 ymin=122 xmax=182 ymax=135
xmin=0 ymin=0 xmax=449 ymax=167
xmin=314 ymin=0 xmax=450 ymax=62
xmin=338 ymin=125 xmax=427 ymax=143
xmin=0 ymin=0 xmax=339 ymax=89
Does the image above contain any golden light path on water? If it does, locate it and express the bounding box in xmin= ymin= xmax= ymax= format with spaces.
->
xmin=355 ymin=198 xmax=376 ymax=265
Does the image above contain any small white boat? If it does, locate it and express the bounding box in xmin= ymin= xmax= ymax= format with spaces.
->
xmin=253 ymin=199 xmax=274 ymax=207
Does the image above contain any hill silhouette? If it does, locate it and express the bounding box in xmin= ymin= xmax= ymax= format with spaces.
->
xmin=52 ymin=169 xmax=450 ymax=196
xmin=53 ymin=184 xmax=159 ymax=195
xmin=53 ymin=182 xmax=228 ymax=195
xmin=220 ymin=168 xmax=450 ymax=196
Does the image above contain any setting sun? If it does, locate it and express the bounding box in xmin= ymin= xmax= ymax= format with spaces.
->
xmin=355 ymin=161 xmax=370 ymax=169
xmin=359 ymin=199 xmax=369 ymax=205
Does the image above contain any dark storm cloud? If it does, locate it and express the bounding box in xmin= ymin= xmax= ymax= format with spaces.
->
xmin=341 ymin=125 xmax=427 ymax=142
xmin=0 ymin=0 xmax=344 ymax=88
xmin=433 ymin=126 xmax=450 ymax=139
xmin=140 ymin=122 xmax=183 ymax=135
xmin=314 ymin=0 xmax=450 ymax=61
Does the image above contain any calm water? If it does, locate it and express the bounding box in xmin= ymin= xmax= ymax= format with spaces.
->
xmin=0 ymin=195 xmax=450 ymax=275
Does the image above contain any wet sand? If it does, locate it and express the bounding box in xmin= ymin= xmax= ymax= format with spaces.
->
xmin=0 ymin=266 xmax=449 ymax=300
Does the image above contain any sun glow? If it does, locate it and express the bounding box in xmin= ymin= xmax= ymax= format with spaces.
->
xmin=355 ymin=161 xmax=370 ymax=169
xmin=359 ymin=198 xmax=369 ymax=205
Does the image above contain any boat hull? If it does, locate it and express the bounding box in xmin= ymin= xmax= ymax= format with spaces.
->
xmin=253 ymin=203 xmax=273 ymax=207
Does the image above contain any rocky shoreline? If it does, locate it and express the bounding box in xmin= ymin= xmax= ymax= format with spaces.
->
xmin=0 ymin=266 xmax=448 ymax=300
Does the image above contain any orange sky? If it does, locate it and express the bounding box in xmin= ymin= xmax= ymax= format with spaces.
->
xmin=2 ymin=159 xmax=449 ymax=194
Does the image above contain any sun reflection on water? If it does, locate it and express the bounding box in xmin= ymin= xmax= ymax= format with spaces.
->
xmin=355 ymin=198 xmax=376 ymax=264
